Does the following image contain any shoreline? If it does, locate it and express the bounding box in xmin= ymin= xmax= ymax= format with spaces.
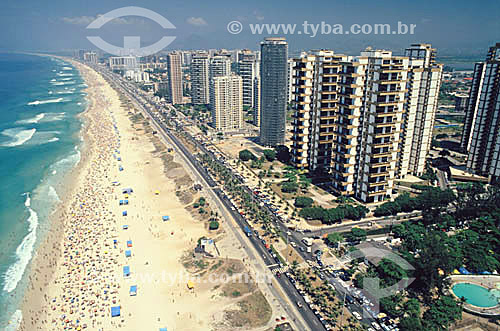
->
xmin=17 ymin=57 xmax=100 ymax=329
xmin=18 ymin=59 xmax=279 ymax=331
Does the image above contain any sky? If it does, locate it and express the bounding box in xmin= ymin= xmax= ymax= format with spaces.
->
xmin=0 ymin=0 xmax=498 ymax=56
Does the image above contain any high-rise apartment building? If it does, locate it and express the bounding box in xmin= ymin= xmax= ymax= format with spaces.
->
xmin=399 ymin=44 xmax=443 ymax=177
xmin=209 ymin=54 xmax=232 ymax=79
xmin=83 ymin=52 xmax=98 ymax=64
xmin=238 ymin=50 xmax=260 ymax=109
xmin=260 ymin=37 xmax=288 ymax=147
xmin=166 ymin=52 xmax=184 ymax=105
xmin=462 ymin=43 xmax=500 ymax=181
xmin=191 ymin=52 xmax=210 ymax=105
xmin=291 ymin=48 xmax=418 ymax=203
xmin=210 ymin=74 xmax=243 ymax=132
xmin=253 ymin=76 xmax=261 ymax=126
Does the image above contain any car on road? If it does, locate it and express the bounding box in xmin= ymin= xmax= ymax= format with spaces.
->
xmin=352 ymin=311 xmax=362 ymax=320
xmin=371 ymin=322 xmax=382 ymax=330
xmin=296 ymin=301 xmax=303 ymax=308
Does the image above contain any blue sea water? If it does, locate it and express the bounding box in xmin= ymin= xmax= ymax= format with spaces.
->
xmin=0 ymin=53 xmax=87 ymax=329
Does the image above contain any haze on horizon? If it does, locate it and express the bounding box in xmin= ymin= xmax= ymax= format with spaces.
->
xmin=0 ymin=0 xmax=498 ymax=56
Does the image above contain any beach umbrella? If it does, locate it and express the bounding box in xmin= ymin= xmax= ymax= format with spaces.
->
xmin=155 ymin=190 xmax=160 ymax=195
xmin=110 ymin=306 xmax=120 ymax=317
xmin=129 ymin=285 xmax=137 ymax=296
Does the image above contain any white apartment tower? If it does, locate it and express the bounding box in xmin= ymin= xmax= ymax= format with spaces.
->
xmin=210 ymin=55 xmax=232 ymax=79
xmin=399 ymin=44 xmax=442 ymax=177
xmin=462 ymin=43 xmax=500 ymax=181
xmin=210 ymin=74 xmax=243 ymax=132
xmin=166 ymin=52 xmax=184 ymax=105
xmin=291 ymin=48 xmax=414 ymax=203
xmin=191 ymin=52 xmax=210 ymax=105
xmin=238 ymin=50 xmax=260 ymax=109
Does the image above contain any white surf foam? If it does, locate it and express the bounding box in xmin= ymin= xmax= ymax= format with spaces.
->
xmin=3 ymin=193 xmax=38 ymax=293
xmin=0 ymin=128 xmax=36 ymax=147
xmin=16 ymin=113 xmax=45 ymax=124
xmin=27 ymin=98 xmax=64 ymax=106
xmin=5 ymin=310 xmax=22 ymax=331
xmin=51 ymin=81 xmax=75 ymax=86
xmin=41 ymin=112 xmax=66 ymax=122
xmin=62 ymin=66 xmax=73 ymax=71
xmin=56 ymin=73 xmax=73 ymax=77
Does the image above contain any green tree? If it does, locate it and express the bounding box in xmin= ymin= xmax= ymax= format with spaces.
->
xmin=263 ymin=149 xmax=276 ymax=161
xmin=422 ymin=295 xmax=462 ymax=330
xmin=294 ymin=196 xmax=314 ymax=208
xmin=326 ymin=232 xmax=343 ymax=246
xmin=239 ymin=149 xmax=256 ymax=161
xmin=209 ymin=220 xmax=219 ymax=230
xmin=345 ymin=228 xmax=367 ymax=243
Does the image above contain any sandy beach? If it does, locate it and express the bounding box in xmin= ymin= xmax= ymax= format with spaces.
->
xmin=18 ymin=60 xmax=280 ymax=331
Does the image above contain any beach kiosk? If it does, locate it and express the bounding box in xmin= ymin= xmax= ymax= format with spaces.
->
xmin=125 ymin=250 xmax=131 ymax=258
xmin=129 ymin=285 xmax=137 ymax=296
xmin=127 ymin=240 xmax=132 ymax=247
xmin=123 ymin=266 xmax=130 ymax=277
xmin=162 ymin=216 xmax=170 ymax=222
xmin=111 ymin=306 xmax=121 ymax=317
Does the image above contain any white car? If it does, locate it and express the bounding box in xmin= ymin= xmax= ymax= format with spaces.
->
xmin=352 ymin=311 xmax=362 ymax=320
xmin=371 ymin=322 xmax=382 ymax=330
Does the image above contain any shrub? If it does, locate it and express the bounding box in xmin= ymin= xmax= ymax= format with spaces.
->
xmin=209 ymin=220 xmax=219 ymax=230
xmin=295 ymin=196 xmax=314 ymax=208
xmin=239 ymin=149 xmax=256 ymax=161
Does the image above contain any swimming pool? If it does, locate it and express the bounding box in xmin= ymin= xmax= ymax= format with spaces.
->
xmin=452 ymin=283 xmax=500 ymax=308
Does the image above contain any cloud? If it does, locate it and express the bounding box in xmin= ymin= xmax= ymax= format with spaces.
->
xmin=61 ymin=15 xmax=145 ymax=25
xmin=186 ymin=17 xmax=208 ymax=26
xmin=61 ymin=16 xmax=95 ymax=25
xmin=253 ymin=10 xmax=264 ymax=21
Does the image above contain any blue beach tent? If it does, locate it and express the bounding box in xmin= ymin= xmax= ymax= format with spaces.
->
xmin=162 ymin=216 xmax=170 ymax=221
xmin=111 ymin=306 xmax=121 ymax=317
xmin=119 ymin=200 xmax=124 ymax=205
xmin=122 ymin=225 xmax=129 ymax=230
xmin=119 ymin=166 xmax=123 ymax=171
xmin=130 ymin=285 xmax=137 ymax=296
xmin=117 ymin=157 xmax=122 ymax=161
xmin=122 ymin=188 xmax=133 ymax=194
xmin=123 ymin=266 xmax=130 ymax=277
xmin=122 ymin=211 xmax=127 ymax=216
xmin=125 ymin=250 xmax=131 ymax=257
xmin=160 ymin=328 xmax=167 ymax=331
xmin=124 ymin=200 xmax=129 ymax=205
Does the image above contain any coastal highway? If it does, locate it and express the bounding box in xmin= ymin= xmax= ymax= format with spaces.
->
xmin=94 ymin=67 xmax=324 ymax=331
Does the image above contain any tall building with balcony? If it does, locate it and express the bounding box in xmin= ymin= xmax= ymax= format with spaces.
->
xmin=253 ymin=76 xmax=261 ymax=126
xmin=166 ymin=52 xmax=184 ymax=105
xmin=238 ymin=50 xmax=260 ymax=109
xmin=290 ymin=49 xmax=410 ymax=203
xmin=462 ymin=43 xmax=500 ymax=181
xmin=210 ymin=74 xmax=243 ymax=132
xmin=290 ymin=50 xmax=347 ymax=172
xmin=209 ymin=54 xmax=232 ymax=79
xmin=260 ymin=37 xmax=288 ymax=147
xmin=398 ymin=44 xmax=443 ymax=177
xmin=191 ymin=52 xmax=210 ymax=105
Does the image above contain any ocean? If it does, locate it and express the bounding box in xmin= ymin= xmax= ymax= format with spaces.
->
xmin=0 ymin=53 xmax=87 ymax=329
